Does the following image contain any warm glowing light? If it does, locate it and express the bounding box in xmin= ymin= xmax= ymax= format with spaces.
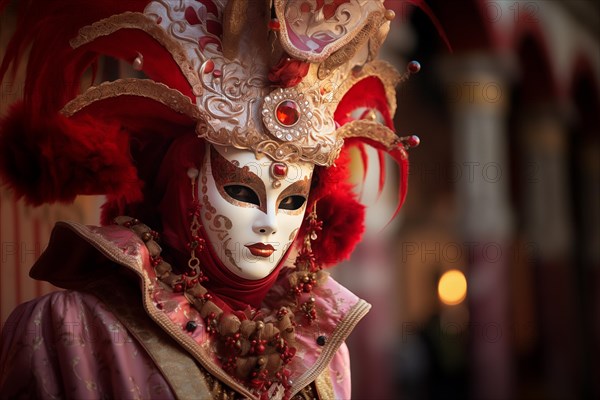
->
xmin=438 ymin=270 xmax=467 ymax=305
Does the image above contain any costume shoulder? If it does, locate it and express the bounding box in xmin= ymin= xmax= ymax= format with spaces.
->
xmin=28 ymin=221 xmax=149 ymax=290
xmin=24 ymin=221 xmax=368 ymax=399
xmin=0 ymin=290 xmax=173 ymax=399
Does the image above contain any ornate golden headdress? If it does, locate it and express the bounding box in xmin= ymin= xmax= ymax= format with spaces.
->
xmin=0 ymin=0 xmax=419 ymax=212
xmin=61 ymin=0 xmax=412 ymax=166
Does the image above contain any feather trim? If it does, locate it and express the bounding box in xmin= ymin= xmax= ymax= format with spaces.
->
xmin=0 ymin=102 xmax=142 ymax=205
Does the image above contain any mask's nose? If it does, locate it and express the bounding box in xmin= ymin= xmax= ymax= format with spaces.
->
xmin=252 ymin=205 xmax=278 ymax=235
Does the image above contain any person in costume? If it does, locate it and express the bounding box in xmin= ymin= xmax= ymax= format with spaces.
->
xmin=0 ymin=1 xmax=420 ymax=398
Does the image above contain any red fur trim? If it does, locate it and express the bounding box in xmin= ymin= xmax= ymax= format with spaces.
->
xmin=308 ymin=148 xmax=352 ymax=203
xmin=312 ymin=190 xmax=365 ymax=266
xmin=297 ymin=148 xmax=365 ymax=266
xmin=0 ymin=102 xmax=143 ymax=205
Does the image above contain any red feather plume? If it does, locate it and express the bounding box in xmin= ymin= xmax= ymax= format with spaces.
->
xmin=311 ymin=190 xmax=366 ymax=266
xmin=0 ymin=102 xmax=143 ymax=205
xmin=0 ymin=0 xmax=190 ymax=208
xmin=297 ymin=148 xmax=366 ymax=266
xmin=334 ymin=74 xmax=411 ymax=223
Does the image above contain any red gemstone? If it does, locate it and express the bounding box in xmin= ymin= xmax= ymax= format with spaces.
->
xmin=276 ymin=100 xmax=300 ymax=126
xmin=203 ymin=59 xmax=214 ymax=74
xmin=407 ymin=60 xmax=421 ymax=74
xmin=272 ymin=163 xmax=288 ymax=178
xmin=268 ymin=19 xmax=280 ymax=30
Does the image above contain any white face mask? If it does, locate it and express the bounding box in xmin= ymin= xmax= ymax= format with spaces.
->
xmin=199 ymin=145 xmax=314 ymax=280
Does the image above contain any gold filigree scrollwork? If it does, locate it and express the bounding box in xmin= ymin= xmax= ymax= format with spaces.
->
xmin=197 ymin=118 xmax=342 ymax=167
xmin=317 ymin=12 xmax=384 ymax=80
xmin=212 ymin=215 xmax=233 ymax=242
xmin=202 ymin=63 xmax=265 ymax=124
xmin=274 ymin=0 xmax=385 ymax=62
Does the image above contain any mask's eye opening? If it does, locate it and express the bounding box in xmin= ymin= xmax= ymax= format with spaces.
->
xmin=279 ymin=195 xmax=306 ymax=210
xmin=224 ymin=185 xmax=260 ymax=206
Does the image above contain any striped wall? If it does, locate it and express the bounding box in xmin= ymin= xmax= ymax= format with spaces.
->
xmin=0 ymin=190 xmax=102 ymax=326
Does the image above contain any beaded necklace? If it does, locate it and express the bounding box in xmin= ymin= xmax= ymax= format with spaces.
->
xmin=114 ymin=207 xmax=326 ymax=396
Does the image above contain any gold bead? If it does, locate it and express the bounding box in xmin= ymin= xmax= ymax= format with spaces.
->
xmin=385 ymin=9 xmax=396 ymax=21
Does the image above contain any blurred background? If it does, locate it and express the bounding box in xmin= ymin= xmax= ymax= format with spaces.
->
xmin=1 ymin=1 xmax=599 ymax=399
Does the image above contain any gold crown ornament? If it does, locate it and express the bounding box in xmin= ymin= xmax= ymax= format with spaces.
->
xmin=59 ymin=0 xmax=419 ymax=168
xmin=0 ymin=0 xmax=424 ymax=225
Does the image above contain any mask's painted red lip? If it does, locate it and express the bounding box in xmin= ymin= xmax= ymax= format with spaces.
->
xmin=245 ymin=243 xmax=275 ymax=257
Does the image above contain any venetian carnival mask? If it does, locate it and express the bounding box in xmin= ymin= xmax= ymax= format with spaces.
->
xmin=200 ymin=144 xmax=314 ymax=280
xmin=0 ymin=0 xmax=418 ymax=281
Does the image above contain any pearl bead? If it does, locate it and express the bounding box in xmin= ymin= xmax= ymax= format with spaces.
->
xmin=133 ymin=53 xmax=144 ymax=71
xmin=187 ymin=168 xmax=199 ymax=179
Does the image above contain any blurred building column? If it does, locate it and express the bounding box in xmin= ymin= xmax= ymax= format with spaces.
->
xmin=519 ymin=105 xmax=574 ymax=267
xmin=440 ymin=54 xmax=515 ymax=400
xmin=518 ymin=105 xmax=581 ymax=398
